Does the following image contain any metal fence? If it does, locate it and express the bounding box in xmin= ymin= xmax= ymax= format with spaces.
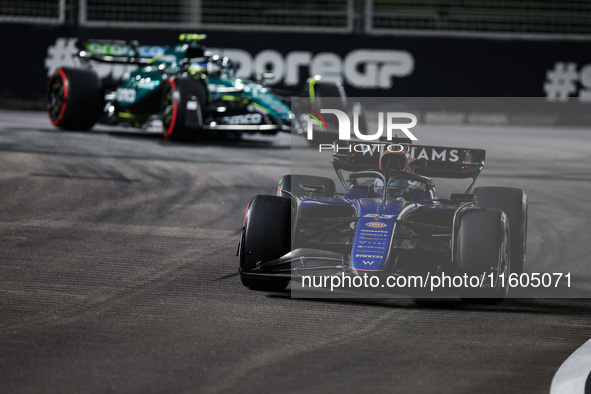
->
xmin=367 ymin=0 xmax=591 ymax=38
xmin=80 ymin=0 xmax=353 ymax=32
xmin=4 ymin=0 xmax=591 ymax=38
xmin=0 ymin=0 xmax=65 ymax=24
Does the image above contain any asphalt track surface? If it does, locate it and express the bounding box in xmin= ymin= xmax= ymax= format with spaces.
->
xmin=1 ymin=110 xmax=591 ymax=393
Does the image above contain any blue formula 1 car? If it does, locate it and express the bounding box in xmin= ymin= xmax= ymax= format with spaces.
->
xmin=238 ymin=140 xmax=528 ymax=302
xmin=47 ymin=34 xmax=341 ymax=139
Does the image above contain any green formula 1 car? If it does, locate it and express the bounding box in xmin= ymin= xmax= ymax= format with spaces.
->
xmin=47 ymin=34 xmax=343 ymax=140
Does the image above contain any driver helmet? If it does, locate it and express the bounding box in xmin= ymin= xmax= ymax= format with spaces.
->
xmin=373 ymin=178 xmax=410 ymax=198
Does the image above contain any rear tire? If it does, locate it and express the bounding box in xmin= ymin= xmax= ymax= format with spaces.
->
xmin=161 ymin=78 xmax=207 ymax=140
xmin=277 ymin=174 xmax=336 ymax=199
xmin=47 ymin=67 xmax=102 ymax=130
xmin=239 ymin=195 xmax=291 ymax=291
xmin=457 ymin=209 xmax=510 ymax=303
xmin=474 ymin=187 xmax=527 ymax=274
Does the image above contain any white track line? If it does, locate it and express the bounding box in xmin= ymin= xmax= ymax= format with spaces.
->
xmin=550 ymin=339 xmax=591 ymax=394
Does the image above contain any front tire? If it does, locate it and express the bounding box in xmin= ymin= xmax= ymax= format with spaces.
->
xmin=304 ymin=78 xmax=347 ymax=145
xmin=474 ymin=187 xmax=527 ymax=274
xmin=239 ymin=195 xmax=291 ymax=291
xmin=47 ymin=67 xmax=102 ymax=130
xmin=306 ymin=79 xmax=347 ymax=111
xmin=161 ymin=78 xmax=207 ymax=140
xmin=457 ymin=208 xmax=511 ymax=303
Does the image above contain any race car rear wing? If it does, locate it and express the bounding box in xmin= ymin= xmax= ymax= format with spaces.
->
xmin=332 ymin=141 xmax=485 ymax=180
xmin=76 ymin=39 xmax=154 ymax=65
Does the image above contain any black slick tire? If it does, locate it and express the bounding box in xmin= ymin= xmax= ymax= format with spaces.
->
xmin=473 ymin=187 xmax=527 ymax=274
xmin=47 ymin=67 xmax=102 ymax=130
xmin=239 ymin=195 xmax=291 ymax=291
xmin=457 ymin=208 xmax=511 ymax=303
xmin=161 ymin=78 xmax=207 ymax=140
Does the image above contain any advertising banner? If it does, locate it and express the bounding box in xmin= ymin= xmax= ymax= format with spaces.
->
xmin=3 ymin=23 xmax=591 ymax=103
